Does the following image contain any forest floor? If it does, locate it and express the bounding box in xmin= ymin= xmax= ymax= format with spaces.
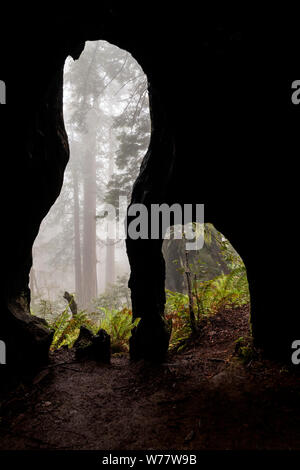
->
xmin=1 ymin=305 xmax=300 ymax=451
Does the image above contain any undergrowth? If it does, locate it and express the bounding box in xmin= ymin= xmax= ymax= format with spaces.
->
xmin=46 ymin=304 xmax=139 ymax=353
xmin=166 ymin=266 xmax=250 ymax=351
xmin=35 ymin=266 xmax=250 ymax=355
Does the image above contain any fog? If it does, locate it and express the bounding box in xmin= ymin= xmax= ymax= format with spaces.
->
xmin=31 ymin=40 xmax=150 ymax=317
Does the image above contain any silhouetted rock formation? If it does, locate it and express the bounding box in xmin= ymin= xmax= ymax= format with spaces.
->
xmin=74 ymin=326 xmax=111 ymax=364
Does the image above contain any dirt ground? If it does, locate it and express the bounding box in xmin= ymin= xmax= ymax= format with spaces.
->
xmin=1 ymin=305 xmax=300 ymax=451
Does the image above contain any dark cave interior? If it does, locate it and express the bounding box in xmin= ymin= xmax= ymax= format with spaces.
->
xmin=0 ymin=6 xmax=299 ymax=375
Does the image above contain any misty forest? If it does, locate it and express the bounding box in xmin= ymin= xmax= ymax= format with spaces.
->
xmin=30 ymin=41 xmax=249 ymax=355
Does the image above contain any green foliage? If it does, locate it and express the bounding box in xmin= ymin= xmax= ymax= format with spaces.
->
xmin=195 ymin=266 xmax=249 ymax=316
xmin=98 ymin=307 xmax=140 ymax=353
xmin=166 ymin=267 xmax=250 ymax=351
xmin=36 ymin=262 xmax=249 ymax=355
xmin=165 ymin=290 xmax=191 ymax=350
xmin=49 ymin=298 xmax=139 ymax=353
xmin=50 ymin=308 xmax=96 ymax=351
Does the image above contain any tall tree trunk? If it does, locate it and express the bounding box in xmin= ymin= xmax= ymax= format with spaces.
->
xmin=105 ymin=125 xmax=115 ymax=289
xmin=72 ymin=166 xmax=83 ymax=306
xmin=71 ymin=45 xmax=99 ymax=309
xmin=82 ymin=146 xmax=98 ymax=308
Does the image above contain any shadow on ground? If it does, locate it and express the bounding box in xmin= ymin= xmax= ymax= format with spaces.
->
xmin=1 ymin=305 xmax=300 ymax=450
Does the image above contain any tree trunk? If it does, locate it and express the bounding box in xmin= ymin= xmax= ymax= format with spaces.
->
xmin=105 ymin=125 xmax=115 ymax=289
xmin=77 ymin=44 xmax=100 ymax=309
xmin=82 ymin=146 xmax=98 ymax=308
xmin=72 ymin=166 xmax=83 ymax=306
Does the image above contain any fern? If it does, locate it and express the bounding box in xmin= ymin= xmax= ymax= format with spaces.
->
xmin=166 ymin=267 xmax=250 ymax=351
xmin=99 ymin=307 xmax=140 ymax=353
xmin=50 ymin=309 xmax=93 ymax=351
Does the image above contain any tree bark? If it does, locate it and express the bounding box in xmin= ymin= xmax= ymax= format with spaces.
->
xmin=82 ymin=145 xmax=98 ymax=308
xmin=72 ymin=166 xmax=83 ymax=306
xmin=105 ymin=125 xmax=115 ymax=289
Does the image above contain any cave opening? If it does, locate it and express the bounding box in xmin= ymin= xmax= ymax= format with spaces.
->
xmin=30 ymin=40 xmax=151 ymax=343
xmin=162 ymin=222 xmax=250 ymax=351
xmin=29 ymin=39 xmax=250 ymax=356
